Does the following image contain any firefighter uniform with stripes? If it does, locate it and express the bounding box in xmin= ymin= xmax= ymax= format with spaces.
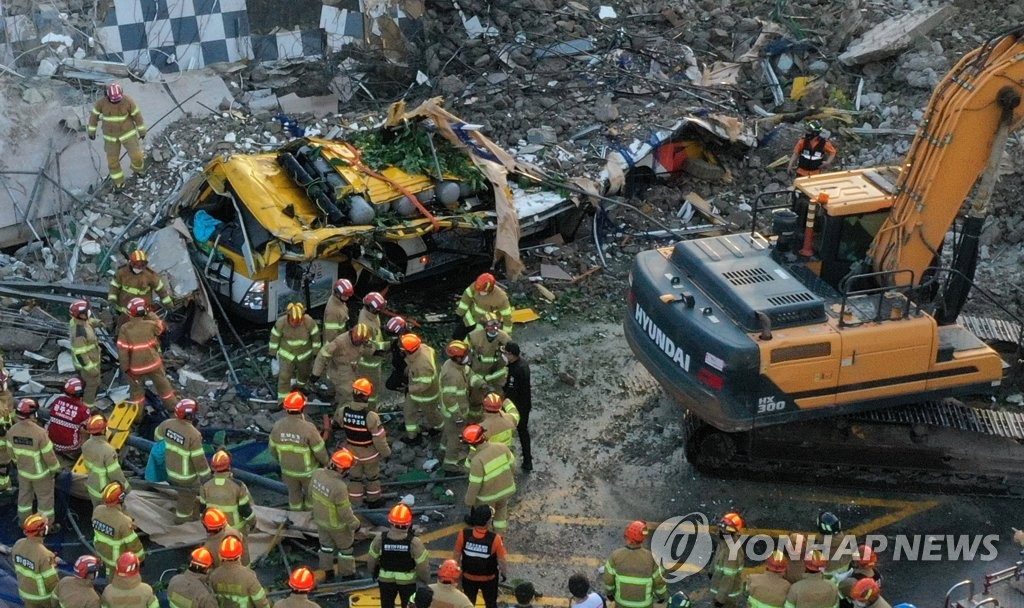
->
xmin=88 ymin=83 xmax=146 ymax=188
xmin=13 ymin=516 xmax=58 ymax=608
xmin=155 ymin=401 xmax=211 ymax=523
xmin=337 ymin=379 xmax=391 ymax=507
xmin=312 ymin=324 xmax=372 ymax=406
xmin=167 ymin=566 xmax=217 ymax=608
xmin=117 ymin=302 xmax=177 ymax=410
xmin=69 ymin=312 xmax=103 ymax=407
xmin=199 ymin=470 xmax=256 ymax=532
xmin=107 ymin=254 xmax=172 ymax=319
xmin=367 ymin=510 xmax=430 ymax=608
xmin=322 ymin=282 xmax=352 ymax=344
xmin=467 ymin=321 xmax=510 ymax=406
xmin=745 ymin=552 xmax=792 ymax=608
xmin=82 ymin=418 xmax=129 ymax=507
xmin=269 ymin=304 xmax=321 ymax=402
xmin=462 ymin=426 xmax=516 ymax=532
xmin=310 ymin=450 xmax=361 ymax=580
xmin=479 ymin=394 xmax=519 ymax=449
xmin=270 ymin=393 xmax=330 ymax=511
xmin=9 ymin=402 xmax=60 ymax=524
xmin=210 ymin=538 xmax=270 ymax=608
xmin=92 ymin=486 xmax=145 ymax=572
xmin=438 ymin=343 xmax=483 ymax=471
xmin=355 ymin=293 xmax=387 ymax=410
xmin=455 ymin=273 xmax=513 ymax=336
xmin=401 ymin=336 xmax=443 ymax=442
xmin=0 ymin=373 xmax=14 ymax=492
xmin=603 ymin=522 xmax=668 ymax=608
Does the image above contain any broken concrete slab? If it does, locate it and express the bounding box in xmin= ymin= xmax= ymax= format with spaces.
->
xmin=839 ymin=4 xmax=957 ymax=66
xmin=248 ymin=95 xmax=281 ymax=113
xmin=277 ymin=92 xmax=339 ymax=119
xmin=118 ymin=72 xmax=233 ymax=141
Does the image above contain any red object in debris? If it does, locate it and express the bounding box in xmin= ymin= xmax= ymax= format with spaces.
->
xmin=655 ymin=142 xmax=689 ymax=174
xmin=46 ymin=395 xmax=91 ymax=454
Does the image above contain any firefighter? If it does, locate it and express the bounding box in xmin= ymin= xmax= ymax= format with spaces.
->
xmin=816 ymin=511 xmax=855 ymax=582
xmin=323 ymin=279 xmax=354 ymax=344
xmin=786 ymin=121 xmax=837 ymax=177
xmin=202 ymin=507 xmax=250 ymax=567
xmin=117 ymin=297 xmax=177 ymax=410
xmin=210 ymin=536 xmax=270 ymax=608
xmin=784 ymin=533 xmax=808 ymax=584
xmin=384 ymin=316 xmax=410 ymax=393
xmin=92 ymin=481 xmax=145 ymax=571
xmin=710 ymin=512 xmax=745 ymax=608
xmin=430 ymin=560 xmax=474 ymax=608
xmin=366 ymin=504 xmax=430 ymax=608
xmin=602 ymin=520 xmax=668 ymax=608
xmin=270 ymin=391 xmax=330 ymax=510
xmin=81 ymin=414 xmax=128 ymax=507
xmin=10 ymin=398 xmax=60 ymax=524
xmin=784 ymin=551 xmax=838 ymax=608
xmin=439 ymin=340 xmax=482 ymax=472
xmin=467 ymin=314 xmax=510 ymax=406
xmin=55 ymin=555 xmax=102 ymax=608
xmin=88 ymin=83 xmax=147 ymax=189
xmin=108 ymin=251 xmax=172 ymax=324
xmin=838 ymin=547 xmax=882 ymax=608
xmin=275 ymin=568 xmax=320 ymax=608
xmin=455 ymin=273 xmax=513 ymax=338
xmin=45 ymin=376 xmax=92 ymax=461
xmin=68 ymin=300 xmax=103 ymax=407
xmin=13 ymin=514 xmax=58 ymax=608
xmin=200 ymin=450 xmax=256 ymax=532
xmin=0 ymin=370 xmax=15 ymax=493
xmin=101 ymin=552 xmax=158 ymax=608
xmin=744 ymin=551 xmax=791 ymax=608
xmin=400 ymin=334 xmax=443 ymax=443
xmin=311 ymin=323 xmax=373 ymax=406
xmin=310 ymin=448 xmax=361 ymax=582
xmin=454 ymin=505 xmax=508 ymax=608
xmin=337 ymin=378 xmax=391 ymax=508
xmin=479 ymin=392 xmax=519 ymax=449
xmin=155 ymin=399 xmax=211 ymax=523
xmin=269 ymin=302 xmax=321 ymax=402
xmin=462 ymin=425 xmax=516 ymax=532
xmin=844 ymin=579 xmax=889 ymax=608
xmin=167 ymin=548 xmax=217 ymax=608
xmin=356 ymin=292 xmax=388 ymax=410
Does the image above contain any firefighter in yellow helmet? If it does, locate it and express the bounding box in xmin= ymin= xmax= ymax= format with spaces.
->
xmin=155 ymin=399 xmax=211 ymax=523
xmin=467 ymin=314 xmax=511 ymax=406
xmin=310 ymin=448 xmax=361 ymax=582
xmin=200 ymin=450 xmax=256 ymax=532
xmin=462 ymin=425 xmax=516 ymax=532
xmin=744 ymin=551 xmax=792 ymax=608
xmin=102 ymin=552 xmax=158 ymax=608
xmin=210 ymin=537 xmax=270 ymax=608
xmin=312 ymin=323 xmax=373 ymax=407
xmin=92 ymin=481 xmax=145 ymax=571
xmin=355 ymin=292 xmax=388 ymax=410
xmin=603 ymin=521 xmax=668 ymax=608
xmin=117 ymin=297 xmax=177 ymax=410
xmin=166 ymin=548 xmax=217 ymax=608
xmin=269 ymin=302 xmax=321 ymax=402
xmin=785 ymin=551 xmax=838 ymax=608
xmin=81 ymin=414 xmax=129 ymax=507
xmin=710 ymin=512 xmax=745 ymax=608
xmin=68 ymin=300 xmax=103 ymax=407
xmin=455 ymin=273 xmax=513 ymax=338
xmin=9 ymin=398 xmax=60 ymax=524
xmin=367 ymin=503 xmax=430 ymax=608
xmin=270 ymin=391 xmax=330 ymax=510
xmin=400 ymin=333 xmax=443 ymax=443
xmin=88 ymin=83 xmax=146 ymax=189
xmin=323 ymin=279 xmax=354 ymax=344
xmin=438 ymin=340 xmax=483 ymax=472
xmin=13 ymin=514 xmax=58 ymax=608
xmin=337 ymin=378 xmax=391 ymax=508
xmin=55 ymin=555 xmax=102 ymax=608
xmin=275 ymin=568 xmax=320 ymax=608
xmin=479 ymin=392 xmax=519 ymax=449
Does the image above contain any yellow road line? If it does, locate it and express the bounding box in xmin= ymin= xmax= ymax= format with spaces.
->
xmin=847 ymin=499 xmax=941 ymax=537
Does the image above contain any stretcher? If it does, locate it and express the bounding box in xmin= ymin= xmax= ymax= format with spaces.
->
xmin=72 ymin=400 xmax=142 ymax=475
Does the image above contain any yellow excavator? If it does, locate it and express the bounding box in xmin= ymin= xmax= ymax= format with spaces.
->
xmin=625 ymin=26 xmax=1024 ymax=494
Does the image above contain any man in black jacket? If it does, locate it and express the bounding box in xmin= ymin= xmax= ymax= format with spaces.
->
xmin=501 ymin=342 xmax=532 ymax=472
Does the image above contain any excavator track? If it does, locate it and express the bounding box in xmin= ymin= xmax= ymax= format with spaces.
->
xmin=684 ymin=399 xmax=1024 ymax=497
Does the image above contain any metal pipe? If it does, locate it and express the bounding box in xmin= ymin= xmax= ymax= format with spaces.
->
xmin=127 ymin=435 xmax=287 ymax=495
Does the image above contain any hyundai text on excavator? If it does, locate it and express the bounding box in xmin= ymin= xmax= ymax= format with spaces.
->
xmin=624 ymin=26 xmax=1024 ymax=494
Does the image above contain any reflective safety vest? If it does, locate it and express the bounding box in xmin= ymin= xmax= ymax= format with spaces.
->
xmin=88 ymin=97 xmax=146 ymax=143
xmin=603 ymin=546 xmax=668 ymax=608
xmin=466 ymin=442 xmax=515 ymax=504
xmin=341 ymin=407 xmax=372 ymax=446
xmin=309 ymin=468 xmax=358 ymax=530
xmin=200 ymin=473 xmax=254 ymax=529
xmin=100 ymin=575 xmax=159 ymax=608
xmin=269 ymin=315 xmax=320 ymax=362
xmin=12 ymin=537 xmax=58 ymax=603
xmin=376 ymin=532 xmax=419 ymax=583
xmin=92 ymin=504 xmax=145 ymax=568
xmin=356 ymin=309 xmax=385 ymax=369
xmin=9 ymin=418 xmax=60 ymax=480
xmin=209 ymin=562 xmax=270 ymax=608
xmin=167 ymin=570 xmax=217 ymax=608
xmin=460 ymin=528 xmax=498 ymax=577
xmin=269 ymin=415 xmax=329 ymax=478
xmin=69 ymin=318 xmax=102 ymax=372
xmin=405 ymin=346 xmax=440 ymax=404
xmin=455 ymin=285 xmax=513 ymax=332
xmin=322 ymin=296 xmax=350 ymax=344
xmin=155 ymin=419 xmax=209 ymax=486
xmin=481 ymin=408 xmax=519 ymax=448
xmin=82 ymin=435 xmax=128 ymax=502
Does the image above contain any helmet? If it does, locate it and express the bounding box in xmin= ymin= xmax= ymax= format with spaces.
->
xmin=15 ymin=398 xmax=39 ymax=418
xmin=385 ymin=316 xmax=407 ymax=335
xmin=766 ymin=550 xmax=788 ymax=573
xmin=400 ymin=333 xmax=422 ymax=354
xmin=333 ymin=279 xmax=354 ymax=300
xmin=74 ymin=555 xmax=101 ymax=579
xmin=286 ymin=302 xmax=305 ymax=325
xmin=805 ymin=120 xmax=822 ymax=133
xmin=465 ymin=505 xmax=493 ymax=527
xmin=23 ymin=514 xmax=48 ymax=537
xmin=219 ymin=535 xmax=244 ymax=561
xmin=331 ymin=448 xmax=355 ymax=471
xmin=624 ymin=520 xmax=648 ymax=544
xmin=289 ymin=567 xmax=316 ymax=593
xmin=850 ymin=578 xmax=881 ymax=602
xmin=175 ymin=398 xmax=198 ymax=420
xmin=817 ymin=511 xmax=841 ymax=535
xmin=363 ymin=292 xmax=386 ymax=313
xmin=482 ymin=393 xmax=504 ymax=412
xmin=190 ymin=547 xmax=214 ymax=573
xmin=115 ymin=552 xmax=140 ymax=577
xmin=86 ymin=414 xmax=107 ymax=435
xmin=127 ymin=297 xmax=148 ymax=317
xmin=719 ymin=512 xmax=744 ymax=534
xmin=388 ymin=503 xmax=413 ymax=527
xmin=351 ymin=323 xmax=371 ymax=346
xmin=69 ymin=299 xmax=91 ymax=320
xmin=106 ymin=83 xmax=124 ymax=103
xmin=446 ymin=340 xmax=469 ymax=359
xmin=128 ymin=249 xmax=148 ymax=268
xmin=352 ymin=377 xmax=373 ymax=398
xmin=804 ymin=549 xmax=827 ymax=573
xmin=669 ymin=592 xmax=692 ymax=608
xmin=855 ymin=545 xmax=878 ymax=569
xmin=461 ymin=424 xmax=486 ymax=445
xmin=211 ymin=450 xmax=232 ymax=473
xmin=64 ymin=376 xmax=85 ymax=398
xmin=474 ymin=273 xmax=496 ymax=293
xmin=282 ymin=391 xmax=306 ymax=413
xmin=203 ymin=508 xmax=228 ymax=533
xmin=438 ymin=559 xmax=461 ymax=584
xmin=102 ymin=481 xmax=126 ymax=506
xmin=483 ymin=313 xmax=500 ymax=332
